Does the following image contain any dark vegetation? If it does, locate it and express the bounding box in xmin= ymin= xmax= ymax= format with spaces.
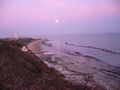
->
xmin=0 ymin=38 xmax=106 ymax=90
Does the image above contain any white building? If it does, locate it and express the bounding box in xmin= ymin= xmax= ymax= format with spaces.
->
xmin=14 ymin=34 xmax=19 ymax=40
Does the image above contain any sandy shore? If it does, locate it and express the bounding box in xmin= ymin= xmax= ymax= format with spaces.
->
xmin=27 ymin=39 xmax=55 ymax=57
xmin=27 ymin=39 xmax=45 ymax=54
xmin=27 ymin=38 xmax=120 ymax=90
xmin=1 ymin=38 xmax=102 ymax=90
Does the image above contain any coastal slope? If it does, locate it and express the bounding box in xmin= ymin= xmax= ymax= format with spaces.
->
xmin=0 ymin=39 xmax=104 ymax=90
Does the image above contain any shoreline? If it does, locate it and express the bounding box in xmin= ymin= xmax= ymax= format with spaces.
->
xmin=27 ymin=38 xmax=55 ymax=56
xmin=27 ymin=39 xmax=42 ymax=54
xmin=1 ymin=38 xmax=102 ymax=90
xmin=65 ymin=42 xmax=120 ymax=55
xmin=27 ymin=38 xmax=48 ymax=54
xmin=27 ymin=38 xmax=120 ymax=90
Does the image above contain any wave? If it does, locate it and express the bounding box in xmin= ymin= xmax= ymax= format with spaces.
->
xmin=65 ymin=42 xmax=120 ymax=55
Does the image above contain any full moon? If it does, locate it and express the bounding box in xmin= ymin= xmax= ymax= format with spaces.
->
xmin=55 ymin=19 xmax=59 ymax=24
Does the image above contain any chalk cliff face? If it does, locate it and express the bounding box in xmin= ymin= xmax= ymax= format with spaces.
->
xmin=0 ymin=39 xmax=105 ymax=90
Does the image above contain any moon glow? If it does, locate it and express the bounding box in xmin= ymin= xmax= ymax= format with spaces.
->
xmin=55 ymin=19 xmax=59 ymax=24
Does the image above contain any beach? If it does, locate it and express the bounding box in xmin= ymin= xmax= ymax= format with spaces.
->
xmin=27 ymin=39 xmax=43 ymax=54
xmin=1 ymin=38 xmax=104 ymax=90
xmin=27 ymin=38 xmax=120 ymax=90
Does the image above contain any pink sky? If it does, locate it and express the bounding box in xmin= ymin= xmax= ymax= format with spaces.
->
xmin=1 ymin=0 xmax=120 ymax=25
xmin=0 ymin=0 xmax=120 ymax=35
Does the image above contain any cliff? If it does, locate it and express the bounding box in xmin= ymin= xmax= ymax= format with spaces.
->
xmin=0 ymin=38 xmax=105 ymax=90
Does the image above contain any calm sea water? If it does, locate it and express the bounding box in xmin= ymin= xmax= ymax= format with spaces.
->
xmin=43 ymin=34 xmax=120 ymax=67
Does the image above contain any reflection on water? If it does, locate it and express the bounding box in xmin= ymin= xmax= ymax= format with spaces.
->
xmin=43 ymin=34 xmax=120 ymax=66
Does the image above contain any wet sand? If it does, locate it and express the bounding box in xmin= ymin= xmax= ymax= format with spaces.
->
xmin=1 ymin=38 xmax=101 ymax=90
xmin=27 ymin=38 xmax=120 ymax=90
xmin=27 ymin=39 xmax=55 ymax=56
xmin=27 ymin=38 xmax=49 ymax=54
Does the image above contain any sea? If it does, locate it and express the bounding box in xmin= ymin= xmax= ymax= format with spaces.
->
xmin=42 ymin=34 xmax=120 ymax=67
